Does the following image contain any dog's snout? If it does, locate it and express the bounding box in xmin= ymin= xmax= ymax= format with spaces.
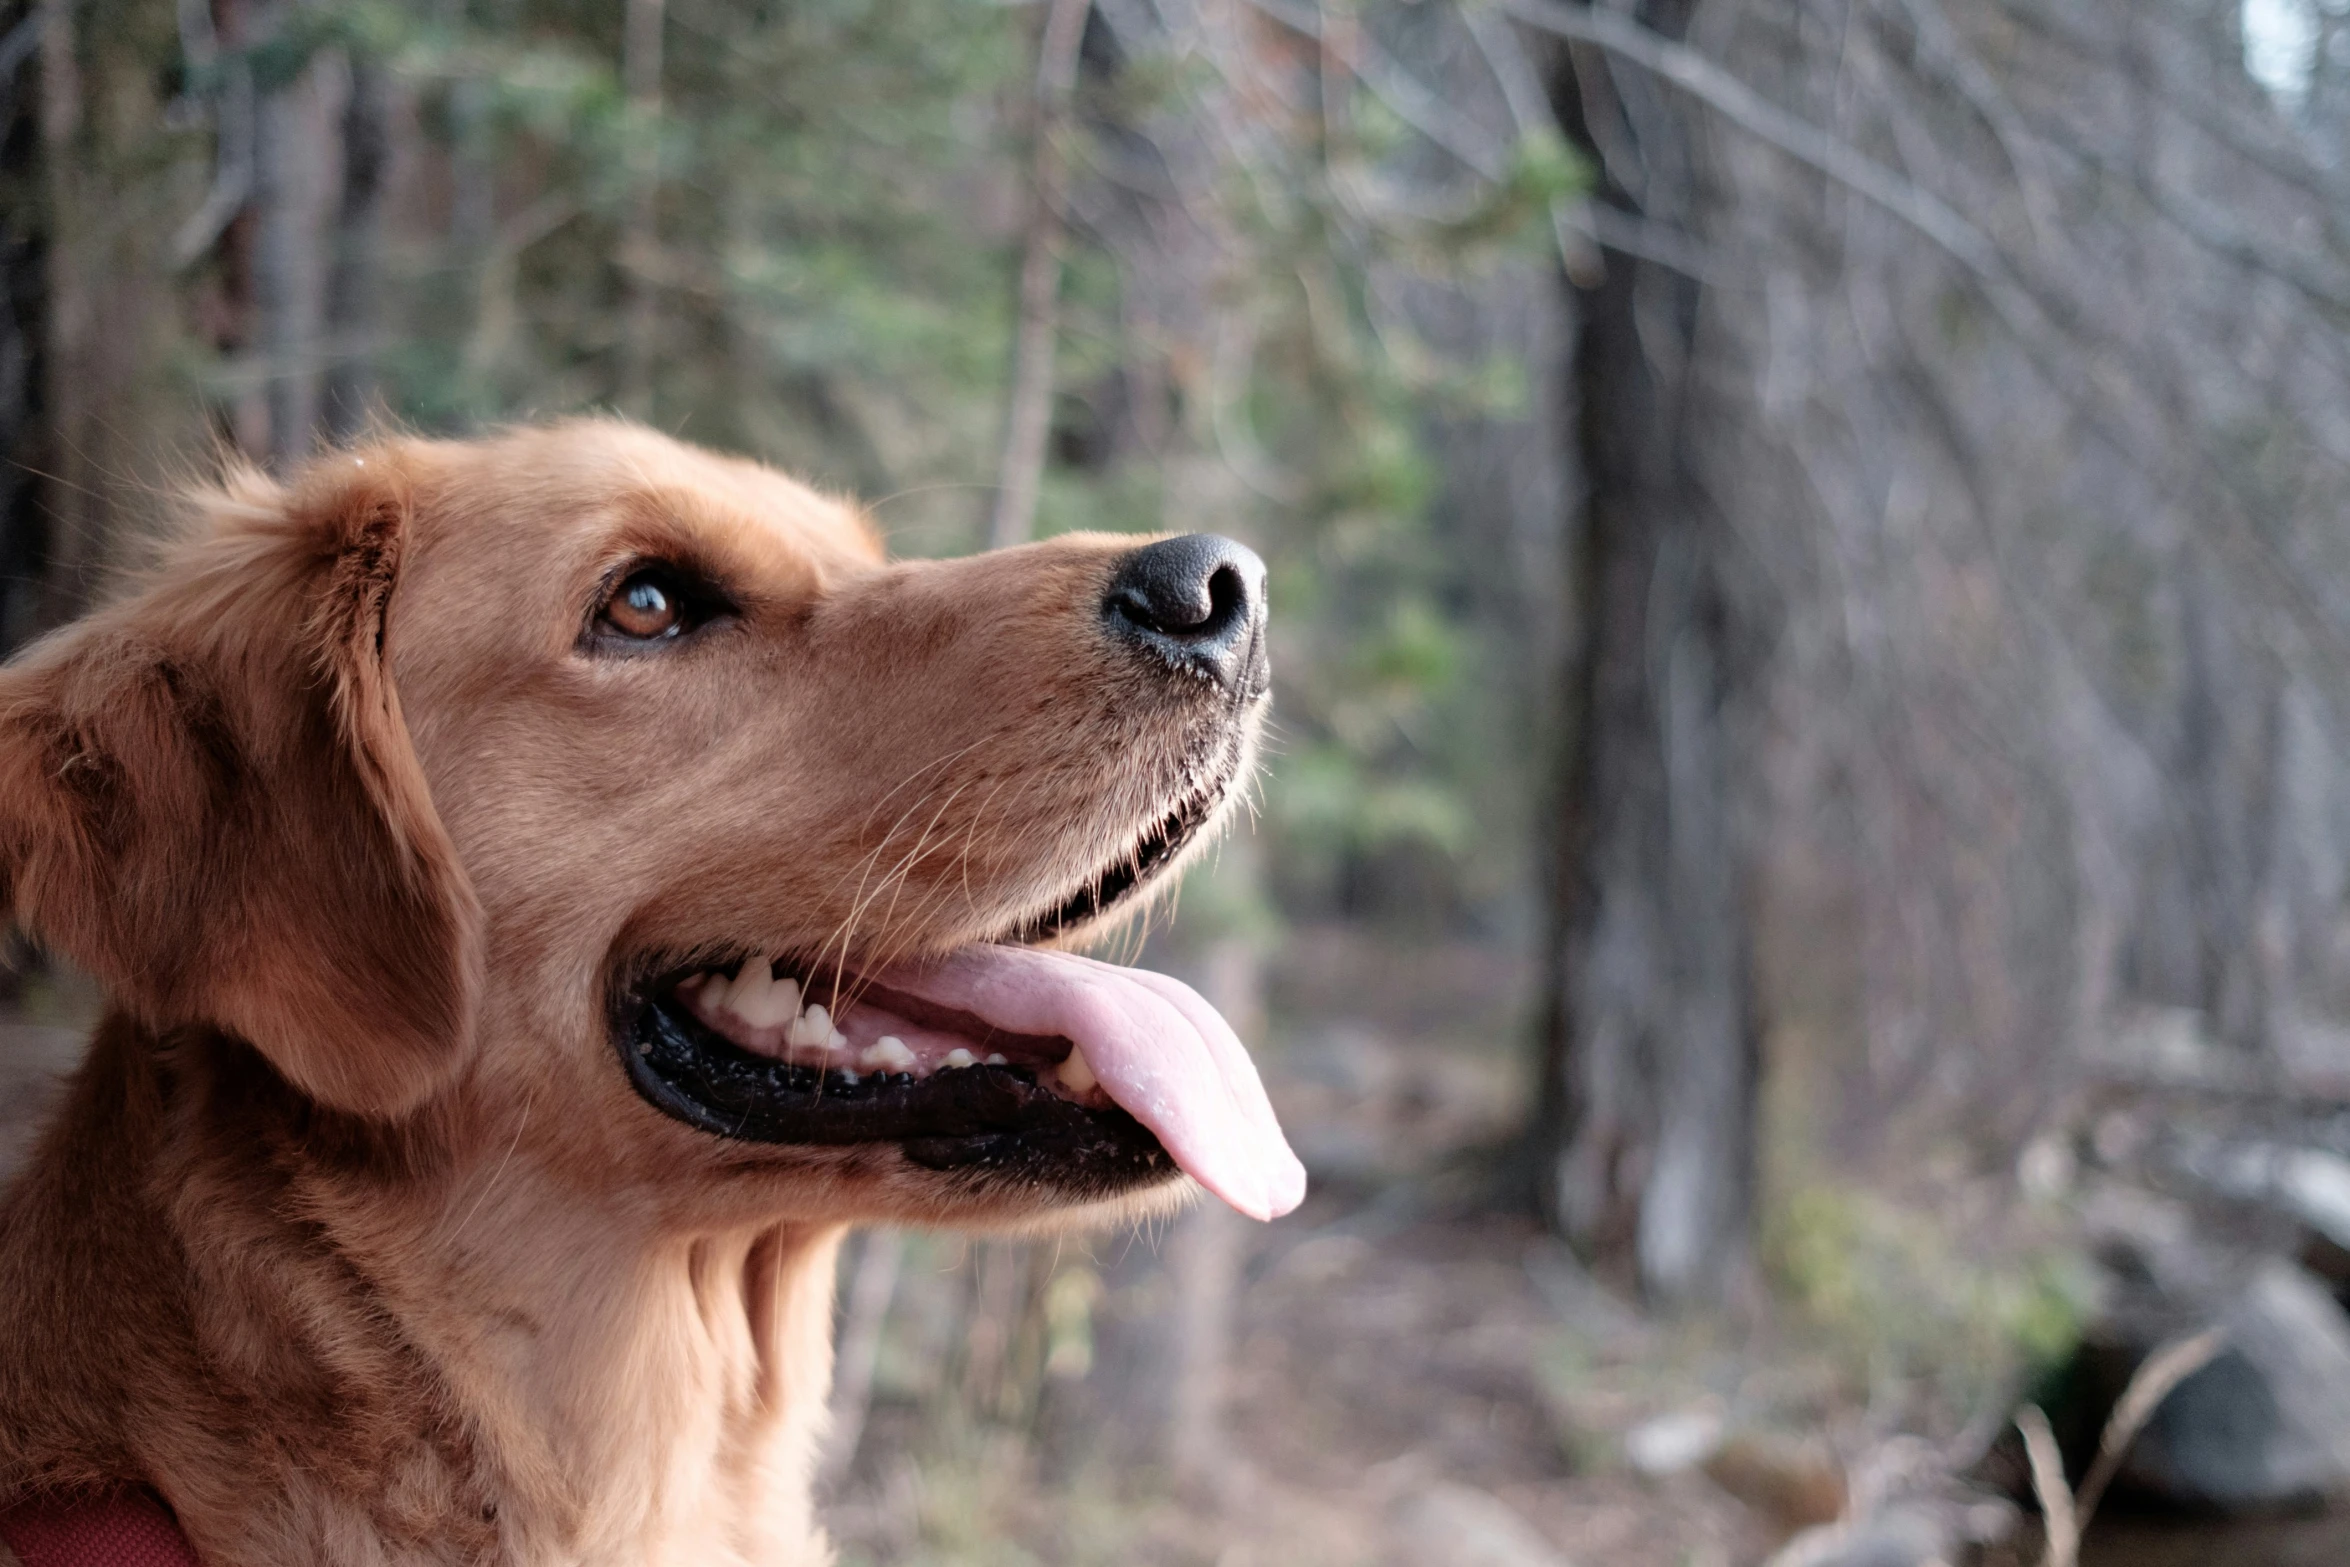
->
xmin=1104 ymin=534 xmax=1269 ymax=697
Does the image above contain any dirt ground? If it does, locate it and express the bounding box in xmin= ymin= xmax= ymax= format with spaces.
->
xmin=821 ymin=1199 xmax=1791 ymax=1567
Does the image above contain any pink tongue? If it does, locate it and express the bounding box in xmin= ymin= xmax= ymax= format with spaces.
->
xmin=868 ymin=946 xmax=1307 ymax=1221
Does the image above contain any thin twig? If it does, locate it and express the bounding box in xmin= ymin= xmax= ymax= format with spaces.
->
xmin=1457 ymin=0 xmax=1606 ymax=284
xmin=2015 ymin=1404 xmax=2076 ymax=1567
xmin=2074 ymin=1327 xmax=2225 ymax=1526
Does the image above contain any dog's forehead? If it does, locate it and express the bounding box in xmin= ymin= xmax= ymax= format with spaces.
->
xmin=420 ymin=422 xmax=884 ymax=582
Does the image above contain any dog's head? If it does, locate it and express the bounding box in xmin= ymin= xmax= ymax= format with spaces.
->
xmin=0 ymin=421 xmax=1303 ymax=1228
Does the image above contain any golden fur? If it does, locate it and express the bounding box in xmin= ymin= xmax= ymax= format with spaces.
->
xmin=0 ymin=421 xmax=1246 ymax=1565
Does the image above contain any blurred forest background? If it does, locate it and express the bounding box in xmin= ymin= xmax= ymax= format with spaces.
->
xmin=5 ymin=0 xmax=2350 ymax=1562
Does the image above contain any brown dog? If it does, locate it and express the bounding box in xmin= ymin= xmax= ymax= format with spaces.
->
xmin=0 ymin=421 xmax=1302 ymax=1565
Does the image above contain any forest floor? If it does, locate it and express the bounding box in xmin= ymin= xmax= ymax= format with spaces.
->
xmin=821 ymin=929 xmax=2350 ymax=1566
xmin=827 ymin=1200 xmax=1788 ymax=1567
xmin=824 ymin=930 xmax=1823 ymax=1567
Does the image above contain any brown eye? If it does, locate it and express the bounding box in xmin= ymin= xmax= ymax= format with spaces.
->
xmin=603 ymin=571 xmax=682 ymax=639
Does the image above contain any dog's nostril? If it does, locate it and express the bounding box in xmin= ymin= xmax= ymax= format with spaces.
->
xmin=1104 ymin=534 xmax=1269 ymax=696
xmin=1200 ymin=565 xmax=1245 ymax=631
xmin=1116 ymin=564 xmax=1233 ymax=636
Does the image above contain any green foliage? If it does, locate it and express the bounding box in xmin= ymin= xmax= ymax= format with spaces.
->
xmin=1272 ymin=742 xmax=1473 ymax=860
xmin=1429 ymin=129 xmax=1591 ymax=256
xmin=344 ymin=0 xmax=1021 ymax=499
xmin=1764 ymin=1181 xmax=2093 ymax=1410
xmin=829 ymin=1427 xmax=1143 ymax=1567
xmin=1168 ymin=844 xmax=1285 ymax=947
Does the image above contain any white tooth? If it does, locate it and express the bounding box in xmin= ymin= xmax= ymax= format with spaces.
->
xmin=828 ymin=1028 xmax=850 ymax=1050
xmin=735 ymin=969 xmax=802 ymax=1030
xmin=984 ymin=1053 xmax=1008 ymax=1067
xmin=1056 ymin=1045 xmax=1097 ymax=1096
xmin=942 ymin=1048 xmax=976 ymax=1070
xmin=727 ymin=959 xmax=771 ymax=1015
xmin=859 ymin=1036 xmax=916 ymax=1074
xmin=837 ymin=1069 xmax=860 ymax=1085
xmin=786 ymin=1005 xmax=833 ymax=1051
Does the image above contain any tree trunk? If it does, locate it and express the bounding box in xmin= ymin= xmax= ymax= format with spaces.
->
xmin=1533 ymin=1 xmax=1757 ymax=1305
xmin=985 ymin=0 xmax=1089 ymax=550
xmin=818 ymin=1228 xmax=901 ymax=1490
xmin=0 ymin=0 xmax=49 ymax=655
xmin=615 ymin=0 xmax=663 ymax=418
xmin=32 ymin=0 xmax=195 ymax=622
xmin=321 ymin=48 xmax=390 ymax=443
xmin=248 ymin=0 xmax=329 ymax=467
xmin=2178 ymin=552 xmax=2284 ymax=1055
xmin=35 ymin=0 xmax=88 ymax=617
xmin=1165 ymin=879 xmax=1260 ymax=1498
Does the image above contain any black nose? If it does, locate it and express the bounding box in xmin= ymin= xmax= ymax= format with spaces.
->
xmin=1104 ymin=534 xmax=1269 ymax=698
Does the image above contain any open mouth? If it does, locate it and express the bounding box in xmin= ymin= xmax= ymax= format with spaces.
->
xmin=618 ymin=965 xmax=1179 ymax=1196
xmin=613 ymin=773 xmax=1306 ymax=1220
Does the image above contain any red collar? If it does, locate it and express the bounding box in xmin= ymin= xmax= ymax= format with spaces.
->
xmin=0 ymin=1490 xmax=198 ymax=1567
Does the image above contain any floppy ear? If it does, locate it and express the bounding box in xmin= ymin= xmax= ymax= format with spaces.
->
xmin=0 ymin=451 xmax=481 ymax=1117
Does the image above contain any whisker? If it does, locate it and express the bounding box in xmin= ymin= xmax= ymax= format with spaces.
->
xmin=446 ymin=1089 xmax=536 ymax=1247
xmin=829 ymin=779 xmax=977 ymax=1022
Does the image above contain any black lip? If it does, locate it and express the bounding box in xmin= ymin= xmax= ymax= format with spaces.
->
xmin=1007 ymin=769 xmax=1232 ymax=944
xmin=615 ymin=983 xmax=1176 ymax=1189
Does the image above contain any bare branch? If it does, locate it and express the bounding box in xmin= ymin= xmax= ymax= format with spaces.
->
xmin=1244 ymin=0 xmax=1511 ymax=179
xmin=1879 ymin=0 xmax=2062 ymax=252
xmin=1502 ymin=0 xmax=2010 ymax=288
xmin=1458 ymin=0 xmax=1604 ymax=283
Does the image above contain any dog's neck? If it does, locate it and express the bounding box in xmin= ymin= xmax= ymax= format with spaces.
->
xmin=0 ymin=1016 xmax=846 ymax=1567
xmin=408 ymin=1168 xmax=846 ymax=1566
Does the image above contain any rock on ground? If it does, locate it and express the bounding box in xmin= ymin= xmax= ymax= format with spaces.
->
xmin=2122 ymin=1259 xmax=2350 ymax=1509
xmin=2080 ymin=1183 xmax=2350 ymax=1510
xmin=1765 ymin=1506 xmax=1956 ymax=1567
xmin=1388 ymin=1483 xmax=1576 ymax=1567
